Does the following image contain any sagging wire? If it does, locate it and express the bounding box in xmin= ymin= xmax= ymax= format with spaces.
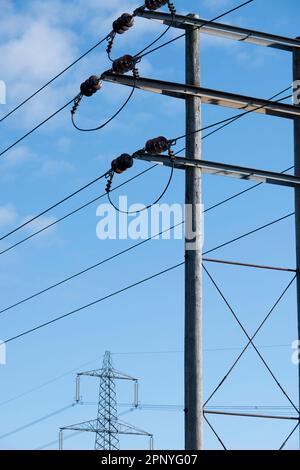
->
xmin=71 ymin=1 xmax=176 ymax=134
xmin=105 ymin=136 xmax=176 ymax=215
xmin=102 ymin=84 xmax=293 ymax=215
xmin=137 ymin=0 xmax=255 ymax=60
xmin=107 ymin=2 xmax=176 ymax=62
xmin=133 ymin=1 xmax=177 ymax=59
xmin=71 ymin=59 xmax=140 ymax=132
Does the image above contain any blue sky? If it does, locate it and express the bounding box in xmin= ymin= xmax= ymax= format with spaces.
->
xmin=0 ymin=0 xmax=300 ymax=450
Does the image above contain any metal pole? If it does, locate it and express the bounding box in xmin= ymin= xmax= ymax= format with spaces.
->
xmin=293 ymin=38 xmax=300 ymax=449
xmin=76 ymin=375 xmax=81 ymax=404
xmin=184 ymin=14 xmax=203 ymax=450
xmin=59 ymin=429 xmax=63 ymax=450
xmin=134 ymin=380 xmax=139 ymax=408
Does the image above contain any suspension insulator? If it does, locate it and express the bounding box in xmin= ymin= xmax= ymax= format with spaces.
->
xmin=111 ymin=154 xmax=134 ymax=174
xmin=80 ymin=76 xmax=101 ymax=97
xmin=113 ymin=13 xmax=134 ymax=34
xmin=145 ymin=0 xmax=168 ymax=11
xmin=145 ymin=136 xmax=170 ymax=154
xmin=112 ymin=55 xmax=136 ymax=74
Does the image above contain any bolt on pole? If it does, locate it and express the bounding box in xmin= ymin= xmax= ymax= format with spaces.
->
xmin=184 ymin=14 xmax=203 ymax=450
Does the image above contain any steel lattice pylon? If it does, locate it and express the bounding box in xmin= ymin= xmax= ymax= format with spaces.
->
xmin=59 ymin=351 xmax=153 ymax=450
xmin=95 ymin=351 xmax=119 ymax=450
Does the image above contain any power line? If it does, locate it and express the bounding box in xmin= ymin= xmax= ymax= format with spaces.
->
xmin=0 ymin=164 xmax=158 ymax=257
xmin=138 ymin=0 xmax=255 ymax=59
xmin=0 ymin=344 xmax=294 ymax=411
xmin=35 ymin=409 xmax=134 ymax=450
xmin=0 ymin=221 xmax=182 ymax=316
xmin=2 ymin=78 xmax=287 ymax=240
xmin=0 ymin=162 xmax=293 ymax=260
xmin=203 ymin=165 xmax=294 ymax=214
xmin=36 ymin=431 xmax=81 ymax=451
xmin=2 ymin=207 xmax=293 ymax=345
xmin=0 ymin=2 xmax=175 ymax=126
xmin=202 ymin=98 xmax=292 ymax=141
xmin=0 ymin=98 xmax=75 ymax=159
xmin=72 ymin=1 xmax=256 ymax=132
xmin=112 ymin=344 xmax=293 ymax=355
xmin=107 ymin=159 xmax=174 ymax=214
xmin=0 ymin=36 xmax=110 ymax=124
xmin=203 ymin=212 xmax=295 ymax=256
xmin=0 ymin=131 xmax=293 ymax=256
xmin=0 ymin=202 xmax=293 ymax=322
xmin=174 ymin=89 xmax=292 ymax=143
xmin=70 ymin=79 xmax=137 ymax=133
xmin=0 ymin=404 xmax=73 ymax=441
xmin=3 ymin=262 xmax=184 ymax=345
xmin=0 ymin=171 xmax=109 ymax=243
xmin=0 ymin=1 xmax=257 ymax=161
xmin=0 ymin=204 xmax=294 ymax=317
xmin=0 ymin=355 xmax=103 ymax=409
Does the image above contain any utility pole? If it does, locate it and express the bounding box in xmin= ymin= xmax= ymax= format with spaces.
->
xmin=184 ymin=15 xmax=203 ymax=450
xmin=293 ymin=38 xmax=300 ymax=449
xmin=102 ymin=10 xmax=300 ymax=450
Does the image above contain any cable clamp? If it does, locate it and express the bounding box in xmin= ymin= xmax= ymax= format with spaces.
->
xmin=106 ymin=32 xmax=116 ymax=57
xmin=105 ymin=171 xmax=114 ymax=194
xmin=71 ymin=94 xmax=83 ymax=115
xmin=167 ymin=1 xmax=176 ymax=15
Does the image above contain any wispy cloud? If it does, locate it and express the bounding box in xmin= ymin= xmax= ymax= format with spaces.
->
xmin=21 ymin=214 xmax=57 ymax=236
xmin=0 ymin=204 xmax=17 ymax=227
xmin=36 ymin=159 xmax=74 ymax=178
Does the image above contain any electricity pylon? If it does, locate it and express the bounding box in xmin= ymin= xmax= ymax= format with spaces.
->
xmin=59 ymin=351 xmax=153 ymax=450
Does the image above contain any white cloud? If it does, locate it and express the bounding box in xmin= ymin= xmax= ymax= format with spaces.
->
xmin=0 ymin=22 xmax=76 ymax=84
xmin=56 ymin=137 xmax=72 ymax=152
xmin=0 ymin=204 xmax=17 ymax=227
xmin=0 ymin=0 xmax=177 ymax=133
xmin=201 ymin=0 xmax=232 ymax=10
xmin=0 ymin=145 xmax=75 ymax=183
xmin=36 ymin=159 xmax=74 ymax=178
xmin=0 ymin=146 xmax=38 ymax=168
xmin=21 ymin=214 xmax=57 ymax=236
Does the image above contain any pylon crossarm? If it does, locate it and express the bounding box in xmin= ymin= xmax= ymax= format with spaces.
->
xmin=60 ymin=419 xmax=99 ymax=433
xmin=136 ymin=10 xmax=300 ymax=52
xmin=117 ymin=420 xmax=153 ymax=437
xmin=78 ymin=369 xmax=103 ymax=378
xmin=111 ymin=368 xmax=138 ymax=381
xmin=102 ymin=73 xmax=299 ymax=119
xmin=135 ymin=153 xmax=300 ymax=188
xmin=78 ymin=368 xmax=137 ymax=381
